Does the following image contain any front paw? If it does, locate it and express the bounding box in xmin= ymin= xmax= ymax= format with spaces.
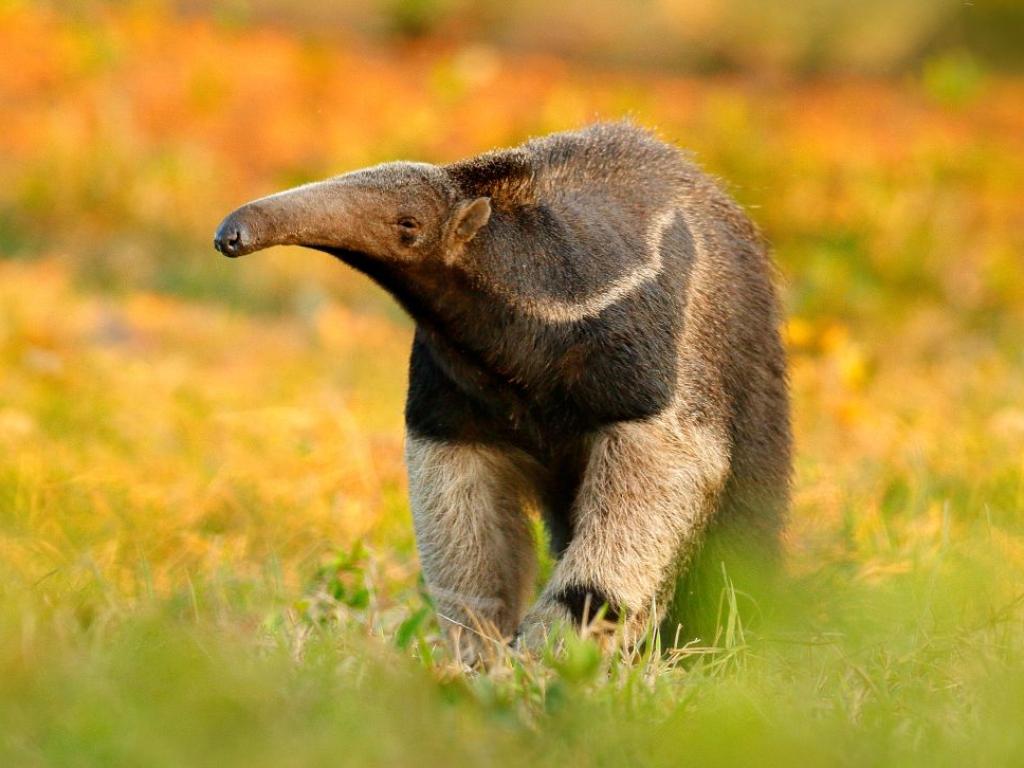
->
xmin=514 ymin=600 xmax=574 ymax=654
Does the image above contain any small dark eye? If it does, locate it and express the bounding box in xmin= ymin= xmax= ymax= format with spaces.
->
xmin=397 ymin=217 xmax=419 ymax=230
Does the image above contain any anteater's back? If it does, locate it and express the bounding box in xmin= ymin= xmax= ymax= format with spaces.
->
xmin=528 ymin=122 xmax=791 ymax=554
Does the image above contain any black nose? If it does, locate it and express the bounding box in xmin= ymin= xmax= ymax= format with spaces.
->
xmin=213 ymin=214 xmax=252 ymax=257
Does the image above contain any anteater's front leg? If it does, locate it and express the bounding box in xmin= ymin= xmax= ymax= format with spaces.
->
xmin=518 ymin=413 xmax=730 ymax=647
xmin=405 ymin=434 xmax=538 ymax=663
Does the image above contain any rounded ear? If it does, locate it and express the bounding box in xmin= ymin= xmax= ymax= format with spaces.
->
xmin=452 ymin=197 xmax=491 ymax=243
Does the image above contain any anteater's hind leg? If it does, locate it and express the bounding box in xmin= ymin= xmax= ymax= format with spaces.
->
xmin=405 ymin=434 xmax=538 ymax=664
xmin=665 ymin=471 xmax=789 ymax=645
xmin=517 ymin=411 xmax=730 ymax=648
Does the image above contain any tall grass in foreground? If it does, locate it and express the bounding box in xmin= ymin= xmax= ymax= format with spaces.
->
xmin=3 ymin=528 xmax=1023 ymax=766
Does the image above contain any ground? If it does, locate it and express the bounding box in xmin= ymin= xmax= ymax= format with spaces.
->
xmin=1 ymin=4 xmax=1024 ymax=766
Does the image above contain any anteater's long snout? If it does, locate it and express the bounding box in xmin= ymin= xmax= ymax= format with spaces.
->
xmin=213 ymin=179 xmax=364 ymax=259
xmin=213 ymin=208 xmax=258 ymax=258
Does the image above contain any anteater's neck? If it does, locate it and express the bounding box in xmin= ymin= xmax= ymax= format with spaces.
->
xmin=339 ymin=249 xmax=547 ymax=439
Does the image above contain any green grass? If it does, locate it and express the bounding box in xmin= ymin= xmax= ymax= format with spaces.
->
xmin=4 ymin=531 xmax=1024 ymax=767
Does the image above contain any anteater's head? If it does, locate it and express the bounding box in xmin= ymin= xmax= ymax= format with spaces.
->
xmin=213 ymin=162 xmax=493 ymax=265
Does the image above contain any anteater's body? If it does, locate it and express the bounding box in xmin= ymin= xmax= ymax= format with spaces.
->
xmin=215 ymin=122 xmax=791 ymax=657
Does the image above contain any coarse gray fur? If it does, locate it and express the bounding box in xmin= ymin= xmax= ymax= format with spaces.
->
xmin=214 ymin=121 xmax=791 ymax=661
